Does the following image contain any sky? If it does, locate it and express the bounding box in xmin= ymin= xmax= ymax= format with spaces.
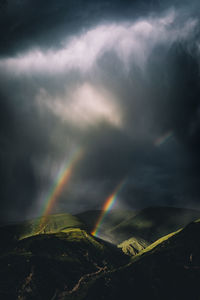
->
xmin=0 ymin=0 xmax=200 ymax=223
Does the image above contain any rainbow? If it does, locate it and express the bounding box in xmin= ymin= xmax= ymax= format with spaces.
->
xmin=154 ymin=130 xmax=174 ymax=147
xmin=91 ymin=180 xmax=126 ymax=237
xmin=38 ymin=148 xmax=83 ymax=233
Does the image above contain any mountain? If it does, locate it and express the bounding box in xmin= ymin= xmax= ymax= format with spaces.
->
xmin=108 ymin=206 xmax=200 ymax=243
xmin=1 ymin=209 xmax=200 ymax=300
xmin=80 ymin=220 xmax=200 ymax=300
xmin=118 ymin=236 xmax=149 ymax=256
xmin=0 ymin=227 xmax=129 ymax=300
xmin=0 ymin=213 xmax=85 ymax=252
xmin=76 ymin=209 xmax=137 ymax=243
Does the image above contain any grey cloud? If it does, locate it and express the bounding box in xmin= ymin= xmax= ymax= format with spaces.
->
xmin=1 ymin=1 xmax=200 ymax=222
xmin=0 ymin=0 xmax=168 ymax=56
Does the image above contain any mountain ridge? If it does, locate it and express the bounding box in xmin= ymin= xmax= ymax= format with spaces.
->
xmin=1 ymin=207 xmax=200 ymax=299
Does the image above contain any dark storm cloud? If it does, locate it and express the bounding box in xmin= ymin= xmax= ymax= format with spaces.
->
xmin=0 ymin=69 xmax=87 ymax=222
xmin=1 ymin=0 xmax=200 ymax=222
xmin=0 ymin=0 xmax=153 ymax=56
xmin=0 ymin=0 xmax=191 ymax=56
xmin=0 ymin=80 xmax=54 ymax=222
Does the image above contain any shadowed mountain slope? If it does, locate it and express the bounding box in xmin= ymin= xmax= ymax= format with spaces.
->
xmin=81 ymin=220 xmax=200 ymax=300
xmin=1 ymin=210 xmax=200 ymax=300
xmin=108 ymin=206 xmax=200 ymax=243
xmin=76 ymin=209 xmax=137 ymax=244
xmin=0 ymin=228 xmax=129 ymax=300
xmin=76 ymin=209 xmax=136 ymax=233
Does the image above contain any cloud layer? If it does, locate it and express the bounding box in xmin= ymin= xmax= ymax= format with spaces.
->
xmin=0 ymin=10 xmax=197 ymax=75
xmin=0 ymin=1 xmax=200 ymax=222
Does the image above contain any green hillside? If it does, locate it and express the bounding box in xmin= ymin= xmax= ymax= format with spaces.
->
xmin=0 ymin=213 xmax=85 ymax=253
xmin=81 ymin=220 xmax=200 ymax=300
xmin=118 ymin=236 xmax=149 ymax=256
xmin=1 ymin=209 xmax=200 ymax=300
xmin=0 ymin=227 xmax=129 ymax=300
xmin=108 ymin=206 xmax=200 ymax=243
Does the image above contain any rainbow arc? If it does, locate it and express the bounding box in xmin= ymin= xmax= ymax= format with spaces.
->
xmin=91 ymin=179 xmax=126 ymax=237
xmin=155 ymin=130 xmax=173 ymax=147
xmin=37 ymin=148 xmax=83 ymax=233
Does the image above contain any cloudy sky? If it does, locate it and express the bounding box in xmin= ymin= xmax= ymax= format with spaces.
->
xmin=0 ymin=0 xmax=200 ymax=223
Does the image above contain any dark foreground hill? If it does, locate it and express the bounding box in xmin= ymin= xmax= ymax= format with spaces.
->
xmin=78 ymin=220 xmax=200 ymax=300
xmin=1 ymin=210 xmax=200 ymax=300
xmin=0 ymin=228 xmax=129 ymax=300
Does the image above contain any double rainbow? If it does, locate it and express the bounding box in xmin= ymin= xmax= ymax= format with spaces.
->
xmin=91 ymin=180 xmax=126 ymax=237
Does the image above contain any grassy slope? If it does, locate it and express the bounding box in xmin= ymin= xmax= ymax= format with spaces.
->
xmin=1 ymin=210 xmax=200 ymax=300
xmin=81 ymin=220 xmax=200 ymax=300
xmin=0 ymin=213 xmax=85 ymax=251
xmin=118 ymin=236 xmax=149 ymax=256
xmin=0 ymin=226 xmax=129 ymax=300
xmin=108 ymin=206 xmax=200 ymax=243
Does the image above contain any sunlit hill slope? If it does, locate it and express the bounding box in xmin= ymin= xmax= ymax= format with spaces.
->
xmin=0 ymin=207 xmax=200 ymax=300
